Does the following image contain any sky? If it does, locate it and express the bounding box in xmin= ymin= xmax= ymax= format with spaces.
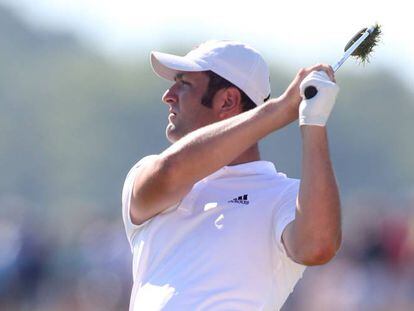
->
xmin=1 ymin=0 xmax=413 ymax=90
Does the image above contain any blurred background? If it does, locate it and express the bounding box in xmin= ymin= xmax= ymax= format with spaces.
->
xmin=0 ymin=1 xmax=413 ymax=310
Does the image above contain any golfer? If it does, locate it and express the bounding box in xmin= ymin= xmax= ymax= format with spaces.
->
xmin=122 ymin=40 xmax=341 ymax=310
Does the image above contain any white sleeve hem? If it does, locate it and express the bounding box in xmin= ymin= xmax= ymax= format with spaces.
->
xmin=275 ymin=214 xmax=295 ymax=255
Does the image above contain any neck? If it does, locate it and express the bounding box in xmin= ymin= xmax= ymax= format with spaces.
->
xmin=228 ymin=143 xmax=261 ymax=166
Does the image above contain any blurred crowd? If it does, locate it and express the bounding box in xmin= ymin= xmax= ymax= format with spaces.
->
xmin=1 ymin=194 xmax=413 ymax=311
xmin=0 ymin=195 xmax=131 ymax=311
xmin=285 ymin=196 xmax=414 ymax=311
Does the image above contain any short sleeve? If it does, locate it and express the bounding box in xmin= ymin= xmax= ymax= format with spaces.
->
xmin=273 ymin=179 xmax=300 ymax=254
xmin=122 ymin=155 xmax=157 ymax=249
xmin=272 ymin=179 xmax=306 ymax=301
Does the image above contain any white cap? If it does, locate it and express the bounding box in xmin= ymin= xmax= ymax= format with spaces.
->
xmin=150 ymin=40 xmax=271 ymax=106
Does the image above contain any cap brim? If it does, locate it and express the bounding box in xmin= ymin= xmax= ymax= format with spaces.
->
xmin=150 ymin=52 xmax=206 ymax=81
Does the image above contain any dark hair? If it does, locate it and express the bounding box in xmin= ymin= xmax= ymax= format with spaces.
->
xmin=201 ymin=71 xmax=268 ymax=112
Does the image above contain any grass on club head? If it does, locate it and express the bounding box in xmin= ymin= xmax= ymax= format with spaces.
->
xmin=345 ymin=23 xmax=382 ymax=64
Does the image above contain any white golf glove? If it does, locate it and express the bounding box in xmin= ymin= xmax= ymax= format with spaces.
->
xmin=299 ymin=71 xmax=340 ymax=126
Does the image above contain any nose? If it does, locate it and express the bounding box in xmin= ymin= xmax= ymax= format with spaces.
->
xmin=162 ymin=84 xmax=178 ymax=106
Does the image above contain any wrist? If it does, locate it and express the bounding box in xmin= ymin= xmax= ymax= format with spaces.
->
xmin=277 ymin=92 xmax=299 ymax=120
xmin=257 ymin=96 xmax=298 ymax=131
xmin=300 ymin=125 xmax=327 ymax=139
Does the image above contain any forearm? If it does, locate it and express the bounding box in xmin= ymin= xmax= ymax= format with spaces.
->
xmin=160 ymin=96 xmax=297 ymax=186
xmin=294 ymin=126 xmax=341 ymax=262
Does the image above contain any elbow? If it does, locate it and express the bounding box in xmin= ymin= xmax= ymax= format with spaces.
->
xmin=300 ymin=235 xmax=342 ymax=266
xmin=301 ymin=245 xmax=337 ymax=266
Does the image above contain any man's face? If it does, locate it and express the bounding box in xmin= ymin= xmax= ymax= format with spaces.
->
xmin=162 ymin=71 xmax=217 ymax=143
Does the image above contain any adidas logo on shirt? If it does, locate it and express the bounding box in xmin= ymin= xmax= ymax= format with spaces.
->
xmin=228 ymin=194 xmax=250 ymax=205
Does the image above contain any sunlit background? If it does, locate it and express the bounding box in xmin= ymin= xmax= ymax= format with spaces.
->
xmin=0 ymin=0 xmax=413 ymax=310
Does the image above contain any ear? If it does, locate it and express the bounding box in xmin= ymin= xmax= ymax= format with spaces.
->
xmin=214 ymin=87 xmax=243 ymax=119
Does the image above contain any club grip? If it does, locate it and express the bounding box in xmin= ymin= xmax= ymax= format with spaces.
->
xmin=304 ymin=85 xmax=318 ymax=99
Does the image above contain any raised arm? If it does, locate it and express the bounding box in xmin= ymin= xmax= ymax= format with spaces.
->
xmin=282 ymin=68 xmax=342 ymax=266
xmin=130 ymin=94 xmax=297 ymax=224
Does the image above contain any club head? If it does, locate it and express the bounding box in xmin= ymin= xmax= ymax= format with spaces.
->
xmin=344 ymin=24 xmax=382 ymax=64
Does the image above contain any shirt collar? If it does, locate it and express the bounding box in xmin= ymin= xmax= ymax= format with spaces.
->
xmin=202 ymin=160 xmax=277 ymax=182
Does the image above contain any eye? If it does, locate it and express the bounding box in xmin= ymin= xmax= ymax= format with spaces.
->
xmin=174 ymin=75 xmax=192 ymax=86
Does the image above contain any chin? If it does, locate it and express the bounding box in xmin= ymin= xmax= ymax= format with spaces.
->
xmin=166 ymin=123 xmax=195 ymax=143
xmin=166 ymin=135 xmax=177 ymax=143
xmin=166 ymin=127 xmax=180 ymax=143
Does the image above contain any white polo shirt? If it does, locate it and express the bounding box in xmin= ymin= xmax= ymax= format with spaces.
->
xmin=122 ymin=156 xmax=306 ymax=311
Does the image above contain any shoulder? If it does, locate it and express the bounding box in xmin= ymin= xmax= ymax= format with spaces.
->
xmin=264 ymin=173 xmax=299 ymax=212
xmin=270 ymin=171 xmax=300 ymax=196
xmin=280 ymin=176 xmax=300 ymax=193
